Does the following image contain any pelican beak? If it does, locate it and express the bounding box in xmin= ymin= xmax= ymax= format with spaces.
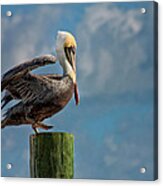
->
xmin=74 ymin=82 xmax=80 ymax=105
xmin=64 ymin=47 xmax=80 ymax=105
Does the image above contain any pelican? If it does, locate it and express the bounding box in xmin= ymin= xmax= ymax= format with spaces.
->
xmin=1 ymin=31 xmax=79 ymax=133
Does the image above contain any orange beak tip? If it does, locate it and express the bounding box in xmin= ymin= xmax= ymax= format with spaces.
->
xmin=76 ymin=100 xmax=80 ymax=106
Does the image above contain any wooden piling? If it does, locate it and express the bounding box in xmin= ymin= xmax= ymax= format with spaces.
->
xmin=30 ymin=132 xmax=74 ymax=178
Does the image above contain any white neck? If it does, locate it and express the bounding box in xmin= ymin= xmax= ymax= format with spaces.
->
xmin=56 ymin=44 xmax=76 ymax=82
xmin=61 ymin=59 xmax=73 ymax=75
xmin=61 ymin=59 xmax=76 ymax=83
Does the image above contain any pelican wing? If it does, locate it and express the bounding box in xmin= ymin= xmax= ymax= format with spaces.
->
xmin=9 ymin=74 xmax=59 ymax=104
xmin=1 ymin=55 xmax=57 ymax=91
xmin=1 ymin=55 xmax=58 ymax=107
xmin=2 ymin=74 xmax=63 ymax=109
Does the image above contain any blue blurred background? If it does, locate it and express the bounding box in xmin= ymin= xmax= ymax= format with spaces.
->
xmin=1 ymin=1 xmax=156 ymax=180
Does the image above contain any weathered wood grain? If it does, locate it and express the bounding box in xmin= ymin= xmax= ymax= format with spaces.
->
xmin=30 ymin=132 xmax=74 ymax=178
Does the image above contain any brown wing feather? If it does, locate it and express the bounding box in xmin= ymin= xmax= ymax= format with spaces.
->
xmin=1 ymin=55 xmax=57 ymax=107
xmin=5 ymin=73 xmax=64 ymax=105
xmin=1 ymin=54 xmax=57 ymax=91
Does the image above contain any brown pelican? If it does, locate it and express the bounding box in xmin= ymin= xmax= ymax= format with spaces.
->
xmin=1 ymin=31 xmax=79 ymax=133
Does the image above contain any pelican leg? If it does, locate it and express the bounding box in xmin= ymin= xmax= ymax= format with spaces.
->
xmin=28 ymin=115 xmax=53 ymax=133
xmin=32 ymin=124 xmax=39 ymax=134
xmin=26 ymin=116 xmax=39 ymax=134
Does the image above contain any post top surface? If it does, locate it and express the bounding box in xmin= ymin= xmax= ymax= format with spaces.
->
xmin=30 ymin=132 xmax=74 ymax=139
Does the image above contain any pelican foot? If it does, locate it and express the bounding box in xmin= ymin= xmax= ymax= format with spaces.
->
xmin=45 ymin=125 xmax=53 ymax=129
xmin=37 ymin=122 xmax=53 ymax=130
xmin=32 ymin=122 xmax=53 ymax=133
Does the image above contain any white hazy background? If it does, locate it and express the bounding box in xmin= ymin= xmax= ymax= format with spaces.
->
xmin=0 ymin=0 xmax=162 ymax=186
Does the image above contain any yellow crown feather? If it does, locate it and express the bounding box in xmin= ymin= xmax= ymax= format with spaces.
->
xmin=64 ymin=33 xmax=77 ymax=48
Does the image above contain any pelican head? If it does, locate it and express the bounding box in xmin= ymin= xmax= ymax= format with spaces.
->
xmin=56 ymin=31 xmax=79 ymax=105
